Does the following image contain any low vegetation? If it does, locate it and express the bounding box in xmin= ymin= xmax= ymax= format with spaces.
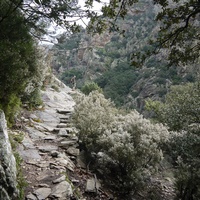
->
xmin=146 ymin=82 xmax=200 ymax=199
xmin=73 ymin=91 xmax=171 ymax=197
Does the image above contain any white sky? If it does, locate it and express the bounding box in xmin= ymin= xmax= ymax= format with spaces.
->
xmin=77 ymin=0 xmax=110 ymax=26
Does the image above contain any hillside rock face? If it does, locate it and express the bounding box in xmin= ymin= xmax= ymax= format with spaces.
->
xmin=0 ymin=111 xmax=18 ymax=200
xmin=51 ymin=0 xmax=197 ymax=112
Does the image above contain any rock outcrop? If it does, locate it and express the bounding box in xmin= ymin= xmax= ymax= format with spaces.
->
xmin=0 ymin=111 xmax=18 ymax=200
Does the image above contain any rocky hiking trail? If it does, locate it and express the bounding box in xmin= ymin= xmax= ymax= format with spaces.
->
xmin=16 ymin=84 xmax=112 ymax=200
xmin=14 ymin=81 xmax=176 ymax=200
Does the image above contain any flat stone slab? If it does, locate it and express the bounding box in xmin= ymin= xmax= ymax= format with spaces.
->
xmin=55 ymin=153 xmax=75 ymax=172
xmin=44 ymin=135 xmax=57 ymax=140
xmin=50 ymin=181 xmax=73 ymax=199
xmin=22 ymin=136 xmax=35 ymax=149
xmin=66 ymin=147 xmax=80 ymax=156
xmin=26 ymin=193 xmax=37 ymax=200
xmin=57 ymin=123 xmax=69 ymax=128
xmin=59 ymin=140 xmax=77 ymax=148
xmin=19 ymin=149 xmax=41 ymax=160
xmin=26 ymin=127 xmax=47 ymax=139
xmin=52 ymin=175 xmax=66 ymax=184
xmin=38 ymin=145 xmax=58 ymax=153
xmin=34 ymin=110 xmax=59 ymax=123
xmin=33 ymin=187 xmax=51 ymax=200
xmin=86 ymin=177 xmax=101 ymax=193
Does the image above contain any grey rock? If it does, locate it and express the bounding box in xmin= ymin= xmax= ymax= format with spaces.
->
xmin=60 ymin=119 xmax=70 ymax=123
xmin=21 ymin=136 xmax=35 ymax=149
xmin=52 ymin=175 xmax=66 ymax=183
xmin=85 ymin=177 xmax=101 ymax=193
xmin=0 ymin=111 xmax=19 ymax=200
xmin=26 ymin=127 xmax=47 ymax=139
xmin=19 ymin=149 xmax=41 ymax=160
xmin=50 ymin=181 xmax=73 ymax=199
xmin=59 ymin=140 xmax=77 ymax=148
xmin=57 ymin=123 xmax=68 ymax=128
xmin=26 ymin=193 xmax=37 ymax=200
xmin=56 ymin=153 xmax=75 ymax=172
xmin=58 ymin=129 xmax=69 ymax=137
xmin=66 ymin=147 xmax=80 ymax=156
xmin=51 ymin=150 xmax=59 ymax=157
xmin=38 ymin=145 xmax=58 ymax=153
xmin=34 ymin=110 xmax=59 ymax=123
xmin=44 ymin=135 xmax=57 ymax=140
xmin=33 ymin=187 xmax=51 ymax=200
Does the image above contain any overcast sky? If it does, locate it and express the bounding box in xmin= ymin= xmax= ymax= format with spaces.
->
xmin=77 ymin=0 xmax=110 ymax=26
xmin=41 ymin=0 xmax=110 ymax=45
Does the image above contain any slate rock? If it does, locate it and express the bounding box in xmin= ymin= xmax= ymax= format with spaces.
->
xmin=66 ymin=147 xmax=80 ymax=156
xmin=26 ymin=193 xmax=37 ymax=200
xmin=33 ymin=187 xmax=51 ymax=200
xmin=85 ymin=178 xmax=101 ymax=193
xmin=52 ymin=175 xmax=66 ymax=184
xmin=50 ymin=181 xmax=73 ymax=199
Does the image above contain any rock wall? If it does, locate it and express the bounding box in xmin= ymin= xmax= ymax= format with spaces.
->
xmin=0 ymin=110 xmax=18 ymax=200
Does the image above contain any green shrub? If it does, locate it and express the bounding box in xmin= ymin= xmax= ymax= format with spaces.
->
xmin=22 ymin=88 xmax=43 ymax=109
xmin=73 ymin=91 xmax=170 ymax=195
xmin=146 ymin=82 xmax=200 ymax=199
xmin=73 ymin=91 xmax=117 ymax=151
xmin=0 ymin=94 xmax=21 ymax=127
xmin=145 ymin=83 xmax=200 ymax=131
xmin=81 ymin=82 xmax=102 ymax=95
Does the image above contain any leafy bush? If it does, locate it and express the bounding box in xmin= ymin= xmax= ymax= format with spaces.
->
xmin=146 ymin=82 xmax=200 ymax=199
xmin=145 ymin=83 xmax=200 ymax=131
xmin=73 ymin=91 xmax=170 ymax=195
xmin=0 ymin=94 xmax=21 ymax=127
xmin=21 ymin=88 xmax=43 ymax=109
xmin=168 ymin=131 xmax=200 ymax=200
xmin=98 ymin=111 xmax=169 ymax=193
xmin=73 ymin=91 xmax=117 ymax=151
xmin=81 ymin=82 xmax=102 ymax=95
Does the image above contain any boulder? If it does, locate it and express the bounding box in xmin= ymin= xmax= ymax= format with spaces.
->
xmin=0 ymin=111 xmax=19 ymax=200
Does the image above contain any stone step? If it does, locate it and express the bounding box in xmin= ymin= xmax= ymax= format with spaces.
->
xmin=60 ymin=119 xmax=70 ymax=123
xmin=56 ymin=123 xmax=69 ymax=128
xmin=56 ymin=109 xmax=72 ymax=114
xmin=60 ymin=116 xmax=71 ymax=120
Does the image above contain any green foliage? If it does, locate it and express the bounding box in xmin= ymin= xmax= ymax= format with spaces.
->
xmin=21 ymin=88 xmax=43 ymax=110
xmin=146 ymin=82 xmax=200 ymax=199
xmin=0 ymin=94 xmax=21 ymax=127
xmin=73 ymin=91 xmax=170 ymax=195
xmin=61 ymin=68 xmax=83 ymax=86
xmin=81 ymin=82 xmax=102 ymax=95
xmin=98 ymin=0 xmax=200 ymax=65
xmin=146 ymin=83 xmax=200 ymax=131
xmin=14 ymin=152 xmax=27 ymax=200
xmin=96 ymin=62 xmax=138 ymax=106
xmin=0 ymin=3 xmax=40 ymax=124
xmin=73 ymin=91 xmax=117 ymax=151
xmin=168 ymin=131 xmax=200 ymax=200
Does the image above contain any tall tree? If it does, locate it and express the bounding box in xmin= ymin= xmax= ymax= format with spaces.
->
xmin=0 ymin=0 xmax=40 ymax=123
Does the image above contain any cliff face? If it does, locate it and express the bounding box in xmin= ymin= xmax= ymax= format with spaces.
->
xmin=0 ymin=111 xmax=18 ymax=200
